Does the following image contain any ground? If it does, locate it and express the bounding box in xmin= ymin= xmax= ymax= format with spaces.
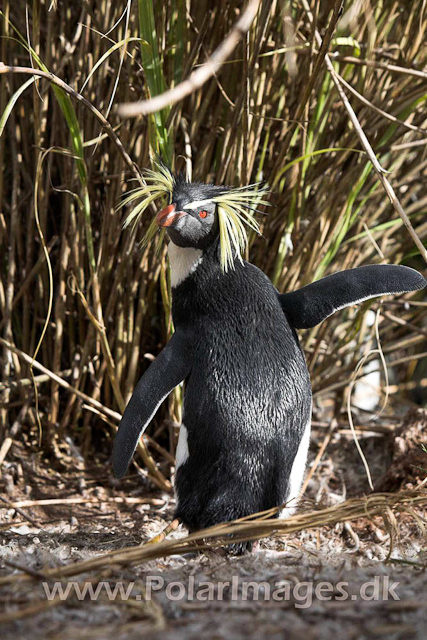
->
xmin=0 ymin=408 xmax=426 ymax=638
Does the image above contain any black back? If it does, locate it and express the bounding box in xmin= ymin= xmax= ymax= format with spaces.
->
xmin=172 ymin=240 xmax=312 ymax=531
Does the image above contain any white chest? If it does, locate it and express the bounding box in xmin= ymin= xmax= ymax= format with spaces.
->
xmin=167 ymin=243 xmax=203 ymax=288
xmin=175 ymin=424 xmax=189 ymax=469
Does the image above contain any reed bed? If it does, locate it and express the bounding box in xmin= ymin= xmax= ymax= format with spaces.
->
xmin=0 ymin=0 xmax=426 ymax=490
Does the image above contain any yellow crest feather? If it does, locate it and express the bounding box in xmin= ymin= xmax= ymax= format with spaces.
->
xmin=121 ymin=165 xmax=269 ymax=269
xmin=213 ymin=184 xmax=269 ymax=271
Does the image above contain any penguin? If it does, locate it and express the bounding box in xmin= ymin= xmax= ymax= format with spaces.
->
xmin=112 ymin=166 xmax=426 ymax=553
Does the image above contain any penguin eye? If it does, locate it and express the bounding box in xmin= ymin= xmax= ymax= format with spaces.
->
xmin=199 ymin=210 xmax=208 ymax=219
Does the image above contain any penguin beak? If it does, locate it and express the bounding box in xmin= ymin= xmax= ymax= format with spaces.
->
xmin=156 ymin=203 xmax=186 ymax=227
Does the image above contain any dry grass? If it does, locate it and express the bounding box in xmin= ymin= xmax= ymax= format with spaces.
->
xmin=0 ymin=488 xmax=425 ymax=590
xmin=0 ymin=2 xmax=426 ymax=490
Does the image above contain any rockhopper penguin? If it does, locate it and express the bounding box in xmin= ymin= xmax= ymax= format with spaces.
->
xmin=112 ymin=165 xmax=426 ymax=552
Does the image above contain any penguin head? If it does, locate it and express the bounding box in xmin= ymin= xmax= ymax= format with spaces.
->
xmin=123 ymin=164 xmax=268 ymax=271
xmin=156 ymin=178 xmax=224 ymax=250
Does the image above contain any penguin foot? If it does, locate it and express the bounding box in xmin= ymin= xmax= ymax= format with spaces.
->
xmin=227 ymin=539 xmax=254 ymax=555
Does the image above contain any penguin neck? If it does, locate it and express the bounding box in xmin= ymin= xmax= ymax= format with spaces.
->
xmin=167 ymin=242 xmax=204 ymax=288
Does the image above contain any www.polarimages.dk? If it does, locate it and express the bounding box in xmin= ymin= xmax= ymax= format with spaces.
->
xmin=42 ymin=575 xmax=400 ymax=608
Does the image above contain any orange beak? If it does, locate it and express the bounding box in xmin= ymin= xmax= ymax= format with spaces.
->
xmin=156 ymin=203 xmax=186 ymax=227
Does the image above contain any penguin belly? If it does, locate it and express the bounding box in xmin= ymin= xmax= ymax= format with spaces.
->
xmin=173 ymin=260 xmax=312 ymax=538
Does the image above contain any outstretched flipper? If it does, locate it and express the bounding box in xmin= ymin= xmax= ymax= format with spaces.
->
xmin=112 ymin=330 xmax=192 ymax=478
xmin=279 ymin=264 xmax=426 ymax=330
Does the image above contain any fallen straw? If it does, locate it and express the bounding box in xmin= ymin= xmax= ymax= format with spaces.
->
xmin=0 ymin=489 xmax=424 ymax=586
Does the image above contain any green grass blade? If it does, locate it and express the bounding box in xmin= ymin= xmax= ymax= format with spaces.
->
xmin=1 ymin=12 xmax=95 ymax=271
xmin=80 ymin=37 xmax=147 ymax=93
xmin=275 ymin=148 xmax=364 ymax=182
xmin=138 ymin=0 xmax=165 ymax=97
xmin=138 ymin=0 xmax=172 ymax=163
xmin=172 ymin=0 xmax=185 ymax=86
xmin=0 ymin=76 xmax=34 ymax=137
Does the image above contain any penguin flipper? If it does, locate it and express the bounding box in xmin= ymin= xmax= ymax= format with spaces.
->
xmin=112 ymin=330 xmax=192 ymax=479
xmin=278 ymin=264 xmax=426 ymax=330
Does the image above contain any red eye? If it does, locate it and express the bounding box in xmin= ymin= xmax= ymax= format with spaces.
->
xmin=199 ymin=210 xmax=208 ymax=218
